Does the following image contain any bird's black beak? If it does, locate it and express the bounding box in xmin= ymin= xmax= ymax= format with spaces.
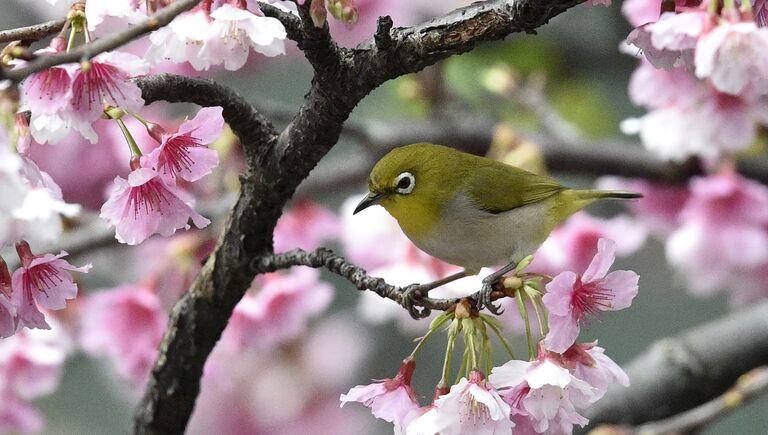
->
xmin=353 ymin=192 xmax=386 ymax=214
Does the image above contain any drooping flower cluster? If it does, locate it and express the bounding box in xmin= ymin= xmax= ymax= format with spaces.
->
xmin=99 ymin=107 xmax=225 ymax=245
xmin=621 ymin=0 xmax=768 ymax=162
xmin=342 ymin=238 xmax=638 ymax=434
xmin=0 ymin=241 xmax=90 ymax=335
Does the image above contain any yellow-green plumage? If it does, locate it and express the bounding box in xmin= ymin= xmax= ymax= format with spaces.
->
xmin=361 ymin=143 xmax=640 ymax=272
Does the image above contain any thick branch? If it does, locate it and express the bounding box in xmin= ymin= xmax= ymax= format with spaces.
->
xmin=2 ymin=0 xmax=201 ymax=83
xmin=0 ymin=19 xmax=66 ymax=44
xmin=632 ymin=367 xmax=768 ymax=435
xmin=580 ymin=300 xmax=768 ymax=431
xmin=133 ymin=0 xmax=593 ymax=432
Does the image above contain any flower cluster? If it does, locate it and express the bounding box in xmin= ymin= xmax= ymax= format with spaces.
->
xmin=621 ymin=0 xmax=768 ymax=162
xmin=342 ymin=238 xmax=638 ymax=434
xmin=0 ymin=241 xmax=90 ymax=336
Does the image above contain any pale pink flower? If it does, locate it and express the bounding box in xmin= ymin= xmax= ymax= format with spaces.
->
xmin=274 ymin=199 xmax=341 ymax=252
xmin=78 ymin=285 xmax=167 ymax=384
xmin=531 ymin=213 xmax=647 ymax=276
xmin=695 ymin=21 xmax=768 ymax=95
xmin=622 ymin=0 xmax=663 ymax=27
xmin=622 ymin=86 xmax=768 ymax=161
xmin=11 ymin=241 xmax=91 ymax=330
xmin=144 ymin=106 xmax=223 ymax=181
xmin=561 ymin=342 xmax=629 ymax=402
xmin=147 ymin=9 xmax=218 ymax=71
xmin=301 ymin=314 xmax=370 ymax=390
xmin=99 ymin=166 xmax=210 ymax=245
xmin=490 ymin=358 xmax=594 ymax=434
xmin=625 ymin=11 xmax=707 ymax=69
xmin=340 ymin=358 xmax=419 ymax=425
xmin=666 ymin=172 xmax=768 ymax=296
xmin=598 ymin=176 xmax=690 ymax=234
xmin=0 ymin=393 xmax=44 ymax=434
xmin=542 ymin=238 xmax=639 ymax=353
xmin=627 ymin=61 xmax=701 ymax=110
xmin=427 ymin=370 xmax=514 ymax=435
xmin=223 ymin=268 xmax=333 ymax=350
xmin=203 ymin=4 xmax=287 ymax=71
xmin=70 ymin=51 xmax=149 ymax=122
xmin=0 ymin=327 xmax=67 ymax=400
xmin=18 ymin=49 xmax=72 ymax=119
xmin=85 ymin=0 xmax=144 ymax=32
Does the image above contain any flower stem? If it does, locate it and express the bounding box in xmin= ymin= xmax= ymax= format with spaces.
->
xmin=515 ymin=289 xmax=536 ymax=361
xmin=114 ymin=118 xmax=142 ymax=157
xmin=66 ymin=27 xmax=77 ymax=52
xmin=130 ymin=111 xmax=152 ymax=128
xmin=410 ymin=312 xmax=451 ymax=359
xmin=441 ymin=320 xmax=459 ymax=386
xmin=481 ymin=314 xmax=515 ymax=359
xmin=455 ymin=347 xmax=468 ymax=384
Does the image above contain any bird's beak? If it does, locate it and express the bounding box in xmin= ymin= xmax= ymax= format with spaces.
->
xmin=353 ymin=192 xmax=386 ymax=214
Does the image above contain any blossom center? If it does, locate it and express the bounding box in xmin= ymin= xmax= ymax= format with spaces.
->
xmin=570 ymin=278 xmax=613 ymax=321
xmin=23 ymin=264 xmax=64 ymax=297
xmin=126 ymin=179 xmax=172 ymax=219
xmin=72 ymin=62 xmax=126 ymax=112
xmin=459 ymin=392 xmax=491 ymax=426
xmin=158 ymin=136 xmax=200 ymax=176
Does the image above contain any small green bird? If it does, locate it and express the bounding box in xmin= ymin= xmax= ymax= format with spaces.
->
xmin=353 ymin=143 xmax=641 ymax=314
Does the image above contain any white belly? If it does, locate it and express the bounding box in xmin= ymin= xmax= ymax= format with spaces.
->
xmin=410 ymin=194 xmax=552 ymax=271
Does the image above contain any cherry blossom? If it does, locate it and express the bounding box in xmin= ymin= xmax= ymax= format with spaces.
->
xmin=598 ymin=176 xmax=691 ymax=234
xmin=0 ymin=259 xmax=18 ymax=339
xmin=423 ymin=370 xmax=514 ymax=435
xmin=340 ymin=358 xmax=420 ymax=425
xmin=78 ymin=284 xmax=167 ymax=384
xmin=561 ymin=342 xmax=629 ymax=402
xmin=203 ymin=4 xmax=287 ymax=71
xmin=11 ymin=241 xmax=91 ymax=330
xmin=100 ymin=165 xmax=210 ymax=245
xmin=666 ymin=172 xmax=768 ymax=297
xmin=147 ymin=8 xmax=218 ymax=71
xmin=542 ymin=238 xmax=639 ymax=353
xmin=695 ymin=21 xmax=768 ymax=95
xmin=273 ymin=199 xmax=341 ymax=253
xmin=223 ymin=268 xmax=333 ymax=350
xmin=625 ymin=11 xmax=707 ymax=70
xmin=144 ymin=106 xmax=223 ymax=182
xmin=489 ymin=358 xmax=594 ymax=434
xmin=85 ymin=0 xmax=144 ymax=32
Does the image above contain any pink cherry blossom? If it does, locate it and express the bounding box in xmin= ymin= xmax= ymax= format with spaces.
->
xmin=531 ymin=212 xmax=647 ymax=276
xmin=11 ymin=241 xmax=91 ymax=330
xmin=489 ymin=358 xmax=594 ymax=434
xmin=340 ymin=358 xmax=419 ymax=425
xmin=147 ymin=7 xmax=220 ymax=71
xmin=70 ymin=51 xmax=149 ymax=121
xmin=18 ymin=48 xmax=72 ymax=119
xmin=542 ymin=238 xmax=639 ymax=353
xmin=0 ymin=327 xmax=68 ymax=400
xmin=666 ymin=172 xmax=768 ymax=297
xmin=423 ymin=370 xmax=514 ymax=435
xmin=695 ymin=21 xmax=768 ymax=95
xmin=627 ymin=61 xmax=701 ymax=110
xmin=0 ymin=393 xmax=44 ymax=434
xmin=144 ymin=106 xmax=223 ymax=182
xmin=625 ymin=11 xmax=707 ymax=70
xmin=598 ymin=176 xmax=691 ymax=234
xmin=85 ymin=0 xmax=144 ymax=32
xmin=78 ymin=284 xmax=167 ymax=384
xmin=99 ymin=166 xmax=210 ymax=245
xmin=0 ymin=259 xmax=17 ymax=338
xmin=203 ymin=4 xmax=287 ymax=71
xmin=222 ymin=268 xmax=333 ymax=350
xmin=561 ymin=342 xmax=629 ymax=402
xmin=274 ymin=199 xmax=341 ymax=252
xmin=622 ymin=0 xmax=662 ymax=27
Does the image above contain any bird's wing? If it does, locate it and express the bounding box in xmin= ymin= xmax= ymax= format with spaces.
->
xmin=462 ymin=161 xmax=565 ymax=214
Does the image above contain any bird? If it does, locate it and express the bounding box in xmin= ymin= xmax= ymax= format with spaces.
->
xmin=353 ymin=142 xmax=641 ymax=315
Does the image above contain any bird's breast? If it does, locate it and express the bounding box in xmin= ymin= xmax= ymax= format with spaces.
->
xmin=410 ymin=194 xmax=556 ymax=270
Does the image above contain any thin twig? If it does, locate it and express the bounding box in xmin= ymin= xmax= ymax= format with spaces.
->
xmin=0 ymin=19 xmax=66 ymax=44
xmin=1 ymin=0 xmax=202 ymax=83
xmin=633 ymin=367 xmax=768 ymax=435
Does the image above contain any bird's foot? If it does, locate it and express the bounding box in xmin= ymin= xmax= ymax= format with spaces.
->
xmin=400 ymin=283 xmax=432 ymax=320
xmin=477 ymin=277 xmax=504 ymax=315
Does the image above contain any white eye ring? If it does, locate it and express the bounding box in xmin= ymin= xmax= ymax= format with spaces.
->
xmin=395 ymin=172 xmax=415 ymax=194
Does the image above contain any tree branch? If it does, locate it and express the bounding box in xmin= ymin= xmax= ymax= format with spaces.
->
xmin=580 ymin=300 xmax=768 ymax=432
xmin=0 ymin=19 xmax=66 ymax=44
xmin=630 ymin=366 xmax=768 ymax=435
xmin=132 ymin=0 xmax=592 ymax=432
xmin=1 ymin=0 xmax=201 ymax=83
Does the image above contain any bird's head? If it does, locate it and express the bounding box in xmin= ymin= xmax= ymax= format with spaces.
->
xmin=353 ymin=143 xmax=463 ymax=228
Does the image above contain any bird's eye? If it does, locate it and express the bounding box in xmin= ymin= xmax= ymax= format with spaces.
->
xmin=395 ymin=172 xmax=415 ymax=194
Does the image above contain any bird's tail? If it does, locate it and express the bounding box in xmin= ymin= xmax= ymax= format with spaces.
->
xmin=574 ymin=190 xmax=643 ymax=201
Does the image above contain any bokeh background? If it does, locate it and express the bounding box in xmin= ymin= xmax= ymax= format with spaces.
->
xmin=1 ymin=0 xmax=766 ymax=433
